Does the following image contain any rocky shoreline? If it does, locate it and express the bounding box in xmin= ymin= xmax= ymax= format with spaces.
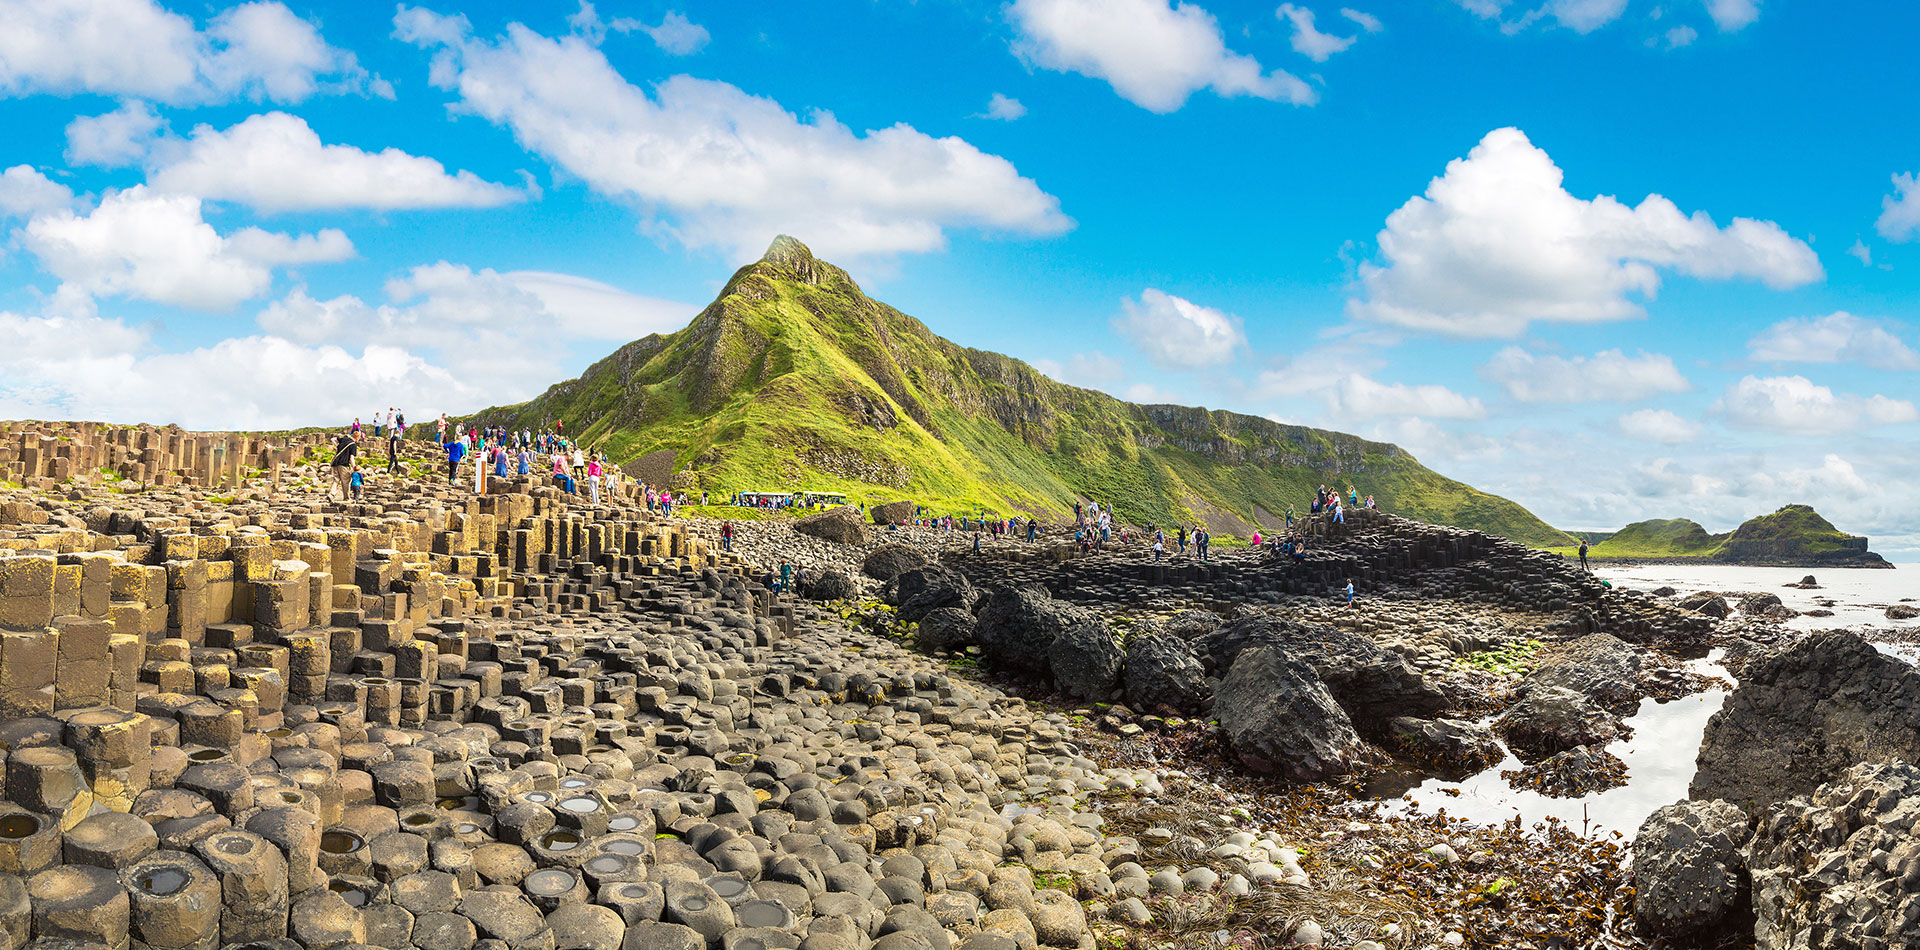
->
xmin=2 ymin=420 xmax=1917 ymax=949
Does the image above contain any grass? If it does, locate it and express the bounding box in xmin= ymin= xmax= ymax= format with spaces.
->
xmin=459 ymin=238 xmax=1576 ymax=546
xmin=1546 ymin=505 xmax=1861 ymax=560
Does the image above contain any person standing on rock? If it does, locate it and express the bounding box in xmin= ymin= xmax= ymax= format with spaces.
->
xmin=721 ymin=521 xmax=734 ymax=551
xmin=349 ymin=463 xmax=363 ymax=501
xmin=331 ymin=428 xmax=357 ymax=500
xmin=1285 ymin=504 xmax=1295 ymax=528
xmin=587 ymin=456 xmax=602 ymax=506
xmin=1345 ymin=578 xmax=1355 ymax=607
xmin=1578 ymin=539 xmax=1590 ymax=571
xmin=779 ymin=561 xmax=792 ymax=593
xmin=386 ymin=425 xmax=400 ymax=474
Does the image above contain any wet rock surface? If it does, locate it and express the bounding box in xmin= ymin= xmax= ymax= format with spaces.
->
xmin=1630 ymin=799 xmax=1749 ymax=940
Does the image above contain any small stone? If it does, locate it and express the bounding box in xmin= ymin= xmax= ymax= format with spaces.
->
xmin=1108 ymin=898 xmax=1150 ymax=925
xmin=1290 ymin=920 xmax=1324 ymax=947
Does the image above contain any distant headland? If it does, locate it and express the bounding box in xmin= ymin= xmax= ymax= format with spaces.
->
xmin=1553 ymin=504 xmax=1892 ymax=569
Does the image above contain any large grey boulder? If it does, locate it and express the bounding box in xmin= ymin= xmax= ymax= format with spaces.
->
xmin=1214 ymin=647 xmax=1371 ymax=783
xmin=1048 ymin=621 xmax=1123 ymax=702
xmin=1196 ymin=615 xmax=1443 ymax=728
xmin=1749 ymin=761 xmax=1920 ymax=950
xmin=1523 ymin=633 xmax=1651 ymax=715
xmin=863 ymin=543 xmax=930 ymax=581
xmin=797 ymin=568 xmax=858 ymax=602
xmin=974 ymin=585 xmax=1094 ymax=673
xmin=1386 ymin=717 xmax=1503 ymax=774
xmin=1692 ymin=630 xmax=1920 ymax=809
xmin=1631 ymin=799 xmax=1750 ymax=940
xmin=915 ymin=606 xmax=976 ymax=653
xmin=885 ymin=565 xmax=976 ymax=623
xmin=795 ymin=506 xmax=870 ymax=545
xmin=1492 ymin=686 xmax=1619 ymax=759
xmin=1122 ymin=633 xmax=1210 ymax=714
xmin=870 ymin=501 xmax=915 ymax=525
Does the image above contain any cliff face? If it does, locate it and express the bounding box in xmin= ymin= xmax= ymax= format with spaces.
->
xmin=471 ymin=237 xmax=1573 ymax=545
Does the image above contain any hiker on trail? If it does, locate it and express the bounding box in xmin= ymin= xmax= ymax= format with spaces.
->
xmin=331 ymin=428 xmax=357 ymax=500
xmin=1152 ymin=533 xmax=1164 ymax=562
xmin=1345 ymin=579 xmax=1355 ymax=607
xmin=1578 ymin=540 xmax=1591 ymax=571
xmin=721 ymin=521 xmax=735 ymax=552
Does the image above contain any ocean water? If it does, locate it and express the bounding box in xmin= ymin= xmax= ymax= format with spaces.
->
xmin=1373 ymin=563 xmax=1915 ymax=839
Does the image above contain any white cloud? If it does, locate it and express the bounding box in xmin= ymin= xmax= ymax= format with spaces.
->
xmin=1480 ymin=347 xmax=1691 ymax=402
xmin=1367 ymin=416 xmax=1502 ymax=465
xmin=1616 ymin=408 xmax=1702 ymax=443
xmin=983 ymin=93 xmax=1028 ymax=121
xmin=502 ymin=271 xmax=692 ymax=342
xmin=1660 ymin=25 xmax=1698 ymax=48
xmin=148 ymin=112 xmax=522 ymax=212
xmin=1878 ymin=173 xmax=1920 ymax=242
xmin=1031 ymin=351 xmax=1124 ymax=389
xmin=1348 ymin=127 xmax=1822 ymax=338
xmin=641 ymin=12 xmax=710 ymax=55
xmin=1846 ymin=239 xmax=1872 ymax=266
xmin=1451 ymin=0 xmax=1628 ymax=33
xmin=1277 ymin=5 xmax=1357 ymax=62
xmin=1007 ymin=0 xmax=1315 ymax=113
xmin=0 ymin=308 xmax=478 ymax=429
xmin=396 ymin=8 xmax=1070 ymax=260
xmin=0 ymin=166 xmax=74 ymax=219
xmin=1747 ymin=312 xmax=1920 ymax=372
xmin=1715 ymin=374 xmax=1919 ymax=435
xmin=20 ymin=185 xmax=352 ymax=312
xmin=1324 ymin=373 xmax=1485 ymax=420
xmin=0 ymin=0 xmax=383 ymax=104
xmin=1340 ymin=8 xmax=1383 ymax=32
xmin=65 ymin=101 xmax=166 ymax=167
xmin=1704 ymin=0 xmax=1761 ymax=31
xmin=1114 ymin=289 xmax=1246 ymax=369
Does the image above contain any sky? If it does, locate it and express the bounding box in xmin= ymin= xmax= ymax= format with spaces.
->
xmin=1 ymin=0 xmax=1917 ymax=558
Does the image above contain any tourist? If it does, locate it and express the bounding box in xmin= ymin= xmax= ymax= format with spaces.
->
xmin=1285 ymin=504 xmax=1295 ymax=528
xmin=780 ymin=561 xmax=792 ymax=593
xmin=331 ymin=427 xmax=357 ymax=500
xmin=349 ymin=462 xmax=363 ymax=501
xmin=386 ymin=425 xmax=400 ymax=474
xmin=552 ymin=451 xmax=572 ymax=494
xmin=517 ymin=445 xmax=531 ymax=476
xmin=1578 ymin=539 xmax=1591 ymax=571
xmin=351 ymin=417 xmax=362 ymax=440
xmin=1152 ymin=533 xmax=1164 ymax=562
xmin=587 ymin=456 xmax=602 ymax=506
xmin=493 ymin=444 xmax=509 ymax=480
xmin=1251 ymin=529 xmax=1262 ymax=547
xmin=1196 ymin=527 xmax=1210 ymax=562
xmin=721 ymin=521 xmax=735 ymax=552
xmin=442 ymin=434 xmax=463 ymax=484
xmin=1345 ymin=578 xmax=1355 ymax=607
xmin=1333 ymin=498 xmax=1345 ymax=524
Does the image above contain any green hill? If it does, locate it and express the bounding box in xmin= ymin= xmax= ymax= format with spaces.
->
xmin=1554 ymin=505 xmax=1884 ymax=565
xmin=470 ymin=236 xmax=1575 ymax=546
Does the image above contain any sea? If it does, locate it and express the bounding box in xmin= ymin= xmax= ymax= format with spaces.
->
xmin=1369 ymin=562 xmax=1918 ymax=839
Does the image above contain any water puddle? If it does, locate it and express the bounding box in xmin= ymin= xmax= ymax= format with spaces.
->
xmin=1369 ymin=652 xmax=1731 ymax=840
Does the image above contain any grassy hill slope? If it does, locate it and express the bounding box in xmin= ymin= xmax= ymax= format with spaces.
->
xmin=470 ymin=237 xmax=1575 ymax=546
xmin=1550 ymin=505 xmax=1880 ymax=563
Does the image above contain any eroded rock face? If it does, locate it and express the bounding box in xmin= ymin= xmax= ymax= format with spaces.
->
xmin=1523 ymin=633 xmax=1654 ymax=716
xmin=974 ymin=585 xmax=1093 ymax=674
xmin=915 ymin=606 xmax=976 ymax=652
xmin=1492 ymin=686 xmax=1619 ymax=760
xmin=795 ymin=506 xmax=870 ymax=545
xmin=1048 ymin=621 xmax=1123 ymax=702
xmin=1749 ymin=761 xmax=1920 ymax=950
xmin=1692 ymin=631 xmax=1920 ymax=808
xmin=886 ymin=566 xmax=976 ymax=624
xmin=1631 ymin=799 xmax=1750 ymax=940
xmin=797 ymin=567 xmax=858 ymax=602
xmin=1214 ymin=647 xmax=1371 ymax=783
xmin=863 ymin=543 xmax=930 ymax=581
xmin=1122 ymin=633 xmax=1210 ymax=715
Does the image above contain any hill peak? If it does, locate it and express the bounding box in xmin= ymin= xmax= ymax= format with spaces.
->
xmin=752 ymin=235 xmax=854 ymax=290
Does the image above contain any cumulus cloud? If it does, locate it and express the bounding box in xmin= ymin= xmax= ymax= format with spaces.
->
xmin=1659 ymin=25 xmax=1699 ymax=49
xmin=20 ymin=185 xmax=352 ymax=312
xmin=1705 ymin=0 xmax=1761 ymax=31
xmin=148 ymin=112 xmax=522 ymax=212
xmin=1451 ymin=0 xmax=1629 ymax=33
xmin=1007 ymin=0 xmax=1315 ymax=113
xmin=396 ymin=8 xmax=1070 ymax=260
xmin=1715 ymin=374 xmax=1919 ymax=435
xmin=1616 ymin=408 xmax=1702 ymax=443
xmin=641 ymin=12 xmax=710 ymax=55
xmin=1480 ymin=347 xmax=1691 ymax=402
xmin=1340 ymin=8 xmax=1383 ymax=32
xmin=0 ymin=166 xmax=75 ymax=219
xmin=1846 ymin=239 xmax=1873 ymax=267
xmin=1277 ymin=5 xmax=1357 ymax=61
xmin=1878 ymin=173 xmax=1920 ymax=242
xmin=1348 ymin=128 xmax=1822 ymax=338
xmin=0 ymin=0 xmax=386 ymax=104
xmin=1747 ymin=313 xmax=1920 ymax=372
xmin=1324 ymin=373 xmax=1485 ymax=420
xmin=982 ymin=93 xmax=1028 ymax=121
xmin=65 ymin=101 xmax=166 ymax=167
xmin=1113 ymin=289 xmax=1246 ymax=369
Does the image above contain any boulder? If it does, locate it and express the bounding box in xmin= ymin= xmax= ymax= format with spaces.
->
xmin=1738 ymin=592 xmax=1785 ymax=615
xmin=1386 ymin=717 xmax=1503 ymax=774
xmin=915 ymin=606 xmax=976 ymax=653
xmin=795 ymin=506 xmax=870 ymax=545
xmin=1214 ymin=647 xmax=1372 ymax=783
xmin=1888 ymin=603 xmax=1920 ymax=620
xmin=974 ymin=585 xmax=1095 ymax=673
xmin=1048 ymin=621 xmax=1123 ymax=702
xmin=1748 ymin=761 xmax=1920 ymax=949
xmin=871 ymin=501 xmax=915 ymax=525
xmin=1196 ymin=615 xmax=1444 ymax=728
xmin=1160 ymin=610 xmax=1222 ymax=641
xmin=1501 ymin=745 xmax=1626 ymax=798
xmin=886 ymin=566 xmax=976 ymax=624
xmin=1122 ymin=633 xmax=1211 ymax=714
xmin=1692 ymin=630 xmax=1920 ymax=808
xmin=1492 ymin=686 xmax=1619 ymax=759
xmin=797 ymin=568 xmax=858 ymax=603
xmin=1522 ymin=633 xmax=1651 ymax=715
xmin=1678 ymin=592 xmax=1730 ymax=619
xmin=863 ymin=544 xmax=930 ymax=581
xmin=1631 ymin=799 xmax=1750 ymax=940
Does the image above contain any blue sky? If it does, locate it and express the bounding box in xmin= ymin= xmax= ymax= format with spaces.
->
xmin=2 ymin=0 xmax=1918 ymax=556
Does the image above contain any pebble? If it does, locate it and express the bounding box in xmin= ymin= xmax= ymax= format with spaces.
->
xmin=1290 ymin=919 xmax=1325 ymax=947
xmin=1180 ymin=867 xmax=1219 ymax=891
xmin=1109 ymin=898 xmax=1151 ymax=924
